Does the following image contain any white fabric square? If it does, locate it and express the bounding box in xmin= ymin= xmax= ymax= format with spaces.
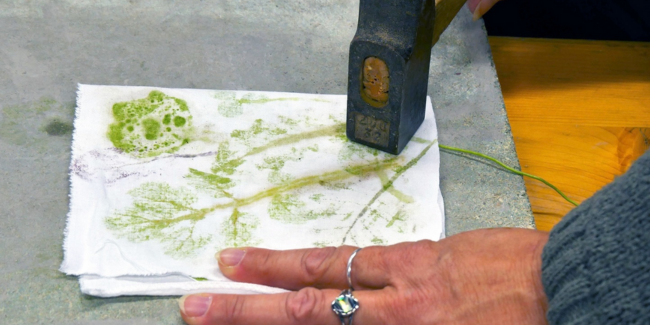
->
xmin=61 ymin=85 xmax=444 ymax=297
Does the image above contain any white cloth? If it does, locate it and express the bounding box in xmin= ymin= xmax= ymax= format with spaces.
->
xmin=61 ymin=84 xmax=444 ymax=297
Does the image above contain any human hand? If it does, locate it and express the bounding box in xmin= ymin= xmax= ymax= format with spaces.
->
xmin=179 ymin=228 xmax=549 ymax=325
xmin=467 ymin=0 xmax=502 ymax=20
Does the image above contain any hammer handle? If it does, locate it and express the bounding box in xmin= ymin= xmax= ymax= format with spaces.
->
xmin=432 ymin=0 xmax=468 ymax=46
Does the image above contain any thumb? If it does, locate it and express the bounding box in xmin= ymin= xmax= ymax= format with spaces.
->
xmin=467 ymin=0 xmax=501 ymax=21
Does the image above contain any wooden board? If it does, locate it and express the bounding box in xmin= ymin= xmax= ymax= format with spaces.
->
xmin=489 ymin=37 xmax=650 ymax=231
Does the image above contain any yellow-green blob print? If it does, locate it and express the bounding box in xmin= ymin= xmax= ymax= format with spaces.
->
xmin=107 ymin=91 xmax=193 ymax=158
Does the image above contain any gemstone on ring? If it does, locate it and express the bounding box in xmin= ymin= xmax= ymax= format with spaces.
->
xmin=332 ymin=289 xmax=359 ymax=317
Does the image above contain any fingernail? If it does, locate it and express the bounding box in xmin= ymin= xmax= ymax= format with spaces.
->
xmin=472 ymin=0 xmax=488 ymax=21
xmin=217 ymin=248 xmax=246 ymax=267
xmin=179 ymin=294 xmax=212 ymax=318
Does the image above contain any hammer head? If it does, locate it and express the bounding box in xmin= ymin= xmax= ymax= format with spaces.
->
xmin=346 ymin=0 xmax=436 ymax=155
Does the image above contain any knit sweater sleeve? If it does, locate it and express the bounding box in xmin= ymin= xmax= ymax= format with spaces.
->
xmin=542 ymin=149 xmax=650 ymax=325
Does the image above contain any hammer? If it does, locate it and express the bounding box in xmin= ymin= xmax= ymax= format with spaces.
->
xmin=346 ymin=0 xmax=467 ymax=155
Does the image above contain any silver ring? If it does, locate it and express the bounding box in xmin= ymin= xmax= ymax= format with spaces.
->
xmin=346 ymin=248 xmax=362 ymax=290
xmin=331 ymin=289 xmax=359 ymax=325
xmin=332 ymin=248 xmax=362 ymax=325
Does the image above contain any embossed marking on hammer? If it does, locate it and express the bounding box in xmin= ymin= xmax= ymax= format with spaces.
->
xmin=355 ymin=113 xmax=390 ymax=147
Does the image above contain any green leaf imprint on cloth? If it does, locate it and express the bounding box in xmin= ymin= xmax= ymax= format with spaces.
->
xmin=386 ymin=210 xmax=407 ymax=228
xmin=107 ymin=156 xmax=402 ymax=256
xmin=212 ymin=142 xmax=245 ymax=175
xmin=376 ymin=170 xmax=414 ymax=203
xmin=340 ymin=139 xmax=438 ymax=245
xmin=186 ymin=168 xmax=235 ymax=199
xmin=268 ymin=194 xmax=337 ymax=224
xmin=105 ymin=93 xmax=436 ymax=258
xmin=107 ymin=91 xmax=194 ymax=158
xmin=215 ymin=92 xmax=330 ymax=118
xmin=105 ymin=182 xmax=211 ymax=258
xmin=371 ymin=237 xmax=385 ymax=245
xmin=231 ymin=119 xmax=288 ymax=146
xmin=221 ymin=209 xmax=260 ymax=248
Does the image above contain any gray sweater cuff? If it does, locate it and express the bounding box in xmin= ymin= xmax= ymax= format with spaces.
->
xmin=542 ymin=149 xmax=650 ymax=324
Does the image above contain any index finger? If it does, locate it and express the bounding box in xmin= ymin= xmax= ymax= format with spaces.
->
xmin=216 ymin=246 xmax=393 ymax=290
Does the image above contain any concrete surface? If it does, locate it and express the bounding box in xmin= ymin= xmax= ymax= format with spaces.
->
xmin=0 ymin=1 xmax=533 ymax=324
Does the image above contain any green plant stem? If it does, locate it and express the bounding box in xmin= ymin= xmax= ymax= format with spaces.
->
xmin=154 ymin=157 xmax=402 ymax=226
xmin=438 ymin=144 xmax=579 ymax=207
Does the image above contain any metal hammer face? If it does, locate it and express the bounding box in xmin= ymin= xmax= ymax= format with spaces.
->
xmin=347 ymin=0 xmax=436 ymax=155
